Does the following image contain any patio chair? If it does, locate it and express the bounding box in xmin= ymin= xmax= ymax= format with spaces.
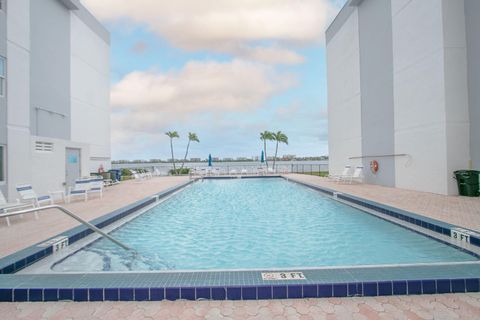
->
xmin=16 ymin=184 xmax=53 ymax=207
xmin=88 ymin=177 xmax=103 ymax=199
xmin=241 ymin=168 xmax=248 ymax=175
xmin=67 ymin=179 xmax=90 ymax=203
xmin=328 ymin=166 xmax=352 ymax=182
xmin=339 ymin=166 xmax=364 ymax=184
xmin=0 ymin=191 xmax=35 ymax=226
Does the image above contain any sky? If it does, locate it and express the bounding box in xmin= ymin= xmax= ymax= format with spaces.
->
xmin=81 ymin=0 xmax=347 ymax=161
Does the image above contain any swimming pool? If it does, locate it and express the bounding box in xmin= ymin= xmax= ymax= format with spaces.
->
xmin=52 ymin=178 xmax=476 ymax=272
xmin=2 ymin=176 xmax=480 ymax=302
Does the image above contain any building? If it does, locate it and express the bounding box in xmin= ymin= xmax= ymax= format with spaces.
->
xmin=326 ymin=0 xmax=479 ymax=195
xmin=0 ymin=0 xmax=110 ymax=200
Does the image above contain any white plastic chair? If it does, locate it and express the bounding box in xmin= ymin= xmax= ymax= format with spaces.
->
xmin=67 ymin=179 xmax=90 ymax=203
xmin=339 ymin=166 xmax=364 ymax=184
xmin=1 ymin=191 xmax=35 ymax=226
xmin=88 ymin=177 xmax=103 ymax=199
xmin=328 ymin=166 xmax=353 ymax=182
xmin=16 ymin=184 xmax=53 ymax=207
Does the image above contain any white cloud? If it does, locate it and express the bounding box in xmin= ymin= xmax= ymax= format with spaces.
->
xmin=110 ymin=59 xmax=297 ymax=157
xmin=81 ymin=0 xmax=338 ymax=64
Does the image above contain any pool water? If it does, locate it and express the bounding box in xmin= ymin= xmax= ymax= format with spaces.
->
xmin=53 ymin=178 xmax=477 ymax=272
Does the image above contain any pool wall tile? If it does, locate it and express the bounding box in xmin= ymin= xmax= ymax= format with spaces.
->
xmin=303 ymin=284 xmax=317 ymax=298
xmin=242 ymin=286 xmax=257 ymax=300
xmin=0 ymin=289 xmax=12 ymax=302
xmin=451 ymin=279 xmax=466 ymax=293
xmin=348 ymin=283 xmax=363 ymax=296
xmin=407 ymin=281 xmax=422 ymax=295
xmin=227 ymin=287 xmax=241 ymax=300
xmin=466 ymin=279 xmax=480 ymax=292
xmin=257 ymin=286 xmax=272 ymax=300
xmin=88 ymin=288 xmax=103 ymax=302
xmin=421 ymin=280 xmax=436 ymax=294
xmin=58 ymin=289 xmax=73 ymax=301
xmin=28 ymin=288 xmax=43 ymax=302
xmin=180 ymin=287 xmax=195 ymax=301
xmin=104 ymin=288 xmax=119 ymax=301
xmin=196 ymin=287 xmax=211 ymax=300
xmin=119 ymin=288 xmax=134 ymax=301
xmin=211 ymin=287 xmax=226 ymax=300
xmin=287 ymin=285 xmax=302 ymax=299
xmin=135 ymin=288 xmax=149 ymax=301
xmin=272 ymin=286 xmax=287 ymax=299
xmin=318 ymin=284 xmax=333 ymax=298
xmin=363 ymin=282 xmax=378 ymax=296
xmin=333 ymin=284 xmax=348 ymax=297
xmin=13 ymin=289 xmax=28 ymax=302
xmin=73 ymin=288 xmax=88 ymax=302
xmin=393 ymin=281 xmax=407 ymax=295
xmin=43 ymin=289 xmax=58 ymax=302
xmin=166 ymin=288 xmax=180 ymax=301
xmin=378 ymin=282 xmax=392 ymax=296
xmin=150 ymin=288 xmax=164 ymax=301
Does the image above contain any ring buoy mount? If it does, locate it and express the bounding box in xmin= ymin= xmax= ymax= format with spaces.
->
xmin=370 ymin=160 xmax=379 ymax=174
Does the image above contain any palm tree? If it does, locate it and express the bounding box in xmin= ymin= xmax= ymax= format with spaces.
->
xmin=165 ymin=131 xmax=179 ymax=172
xmin=260 ymin=131 xmax=274 ymax=169
xmin=272 ymin=131 xmax=289 ymax=170
xmin=181 ymin=132 xmax=200 ymax=170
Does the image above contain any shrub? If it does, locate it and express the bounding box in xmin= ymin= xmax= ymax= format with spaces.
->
xmin=121 ymin=168 xmax=132 ymax=176
xmin=169 ymin=168 xmax=190 ymax=175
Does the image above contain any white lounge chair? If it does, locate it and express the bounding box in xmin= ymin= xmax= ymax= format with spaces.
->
xmin=267 ymin=167 xmax=275 ymax=174
xmin=328 ymin=166 xmax=353 ymax=182
xmin=16 ymin=184 xmax=53 ymax=207
xmin=88 ymin=177 xmax=103 ymax=199
xmin=241 ymin=168 xmax=248 ymax=175
xmin=0 ymin=191 xmax=35 ymax=226
xmin=67 ymin=179 xmax=90 ymax=203
xmin=229 ymin=169 xmax=237 ymax=175
xmin=339 ymin=166 xmax=364 ymax=184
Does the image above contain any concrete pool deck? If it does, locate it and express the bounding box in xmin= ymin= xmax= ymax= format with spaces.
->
xmin=1 ymin=174 xmax=480 ymax=319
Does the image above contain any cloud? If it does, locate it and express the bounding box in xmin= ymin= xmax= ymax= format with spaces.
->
xmin=81 ymin=0 xmax=338 ymax=64
xmin=110 ymin=59 xmax=297 ymax=157
xmin=130 ymin=41 xmax=148 ymax=54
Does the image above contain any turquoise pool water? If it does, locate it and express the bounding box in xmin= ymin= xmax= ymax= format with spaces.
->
xmin=53 ymin=178 xmax=477 ymax=272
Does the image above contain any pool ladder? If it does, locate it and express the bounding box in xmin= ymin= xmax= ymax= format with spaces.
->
xmin=0 ymin=205 xmax=134 ymax=252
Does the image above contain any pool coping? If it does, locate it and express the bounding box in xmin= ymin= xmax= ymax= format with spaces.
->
xmin=0 ymin=175 xmax=479 ymax=302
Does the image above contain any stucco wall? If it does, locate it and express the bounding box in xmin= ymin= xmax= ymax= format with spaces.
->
xmin=358 ymin=0 xmax=395 ymax=187
xmin=70 ymin=13 xmax=111 ymax=173
xmin=465 ymin=0 xmax=480 ymax=170
xmin=326 ymin=9 xmax=362 ymax=176
xmin=30 ymin=0 xmax=71 ymax=140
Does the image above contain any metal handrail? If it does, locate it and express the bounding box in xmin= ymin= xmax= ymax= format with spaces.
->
xmin=0 ymin=205 xmax=133 ymax=252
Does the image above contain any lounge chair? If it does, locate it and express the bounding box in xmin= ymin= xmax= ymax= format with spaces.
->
xmin=229 ymin=169 xmax=237 ymax=175
xmin=339 ymin=166 xmax=364 ymax=184
xmin=328 ymin=166 xmax=352 ymax=182
xmin=267 ymin=167 xmax=275 ymax=174
xmin=88 ymin=177 xmax=103 ymax=199
xmin=241 ymin=168 xmax=248 ymax=175
xmin=0 ymin=191 xmax=35 ymax=226
xmin=67 ymin=179 xmax=90 ymax=203
xmin=16 ymin=184 xmax=53 ymax=207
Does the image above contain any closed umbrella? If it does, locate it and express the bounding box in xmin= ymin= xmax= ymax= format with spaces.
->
xmin=208 ymin=154 xmax=212 ymax=167
xmin=261 ymin=150 xmax=265 ymax=163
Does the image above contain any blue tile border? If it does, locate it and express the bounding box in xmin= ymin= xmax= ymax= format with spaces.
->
xmin=3 ymin=278 xmax=476 ymax=302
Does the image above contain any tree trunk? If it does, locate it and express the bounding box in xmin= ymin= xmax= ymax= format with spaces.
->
xmin=180 ymin=140 xmax=190 ymax=170
xmin=273 ymin=140 xmax=279 ymax=171
xmin=170 ymin=139 xmax=176 ymax=172
xmin=264 ymin=140 xmax=268 ymax=169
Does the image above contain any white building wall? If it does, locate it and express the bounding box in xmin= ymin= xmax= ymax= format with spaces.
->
xmin=327 ymin=9 xmax=362 ymax=176
xmin=30 ymin=136 xmax=90 ymax=195
xmin=392 ymin=0 xmax=450 ymax=194
xmin=70 ymin=13 xmax=110 ymax=173
xmin=6 ymin=0 xmax=32 ymax=201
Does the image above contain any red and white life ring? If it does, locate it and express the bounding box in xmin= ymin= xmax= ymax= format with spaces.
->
xmin=370 ymin=160 xmax=379 ymax=174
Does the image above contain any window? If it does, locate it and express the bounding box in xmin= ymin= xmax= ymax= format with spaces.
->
xmin=0 ymin=146 xmax=4 ymax=182
xmin=0 ymin=56 xmax=5 ymax=97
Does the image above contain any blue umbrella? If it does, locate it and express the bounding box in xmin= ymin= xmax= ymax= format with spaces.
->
xmin=260 ymin=150 xmax=265 ymax=163
xmin=208 ymin=154 xmax=212 ymax=167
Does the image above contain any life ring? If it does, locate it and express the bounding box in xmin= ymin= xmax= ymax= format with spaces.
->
xmin=370 ymin=160 xmax=379 ymax=174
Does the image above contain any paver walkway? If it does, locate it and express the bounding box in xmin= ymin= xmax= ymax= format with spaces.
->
xmin=286 ymin=174 xmax=480 ymax=232
xmin=0 ymin=176 xmax=189 ymax=258
xmin=1 ymin=293 xmax=480 ymax=319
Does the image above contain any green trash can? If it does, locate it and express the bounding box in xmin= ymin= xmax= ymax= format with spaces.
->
xmin=454 ymin=170 xmax=480 ymax=197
